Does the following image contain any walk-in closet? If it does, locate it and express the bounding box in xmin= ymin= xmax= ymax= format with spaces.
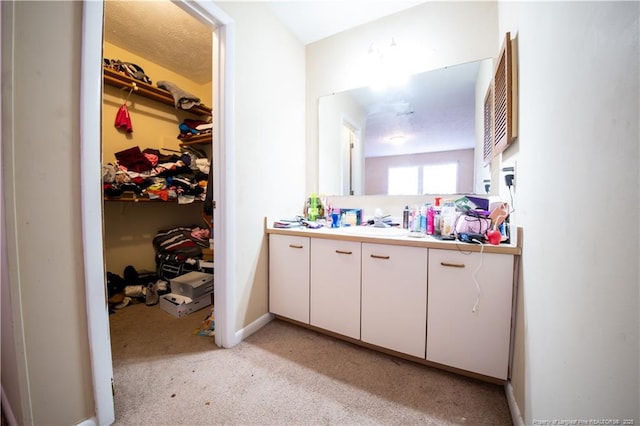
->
xmin=101 ymin=0 xmax=217 ymax=367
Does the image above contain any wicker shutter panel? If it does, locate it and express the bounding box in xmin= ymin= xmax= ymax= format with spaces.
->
xmin=492 ymin=32 xmax=516 ymax=157
xmin=483 ymin=82 xmax=494 ymax=164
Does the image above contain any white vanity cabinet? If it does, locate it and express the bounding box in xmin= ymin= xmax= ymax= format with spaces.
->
xmin=361 ymin=243 xmax=428 ymax=358
xmin=426 ymin=249 xmax=514 ymax=380
xmin=310 ymin=238 xmax=361 ymax=339
xmin=269 ymin=234 xmax=310 ymax=324
xmin=267 ymin=223 xmax=520 ymax=383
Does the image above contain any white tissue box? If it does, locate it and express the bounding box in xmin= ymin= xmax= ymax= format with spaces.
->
xmin=170 ymin=271 xmax=214 ymax=299
xmin=159 ymin=292 xmax=212 ymax=318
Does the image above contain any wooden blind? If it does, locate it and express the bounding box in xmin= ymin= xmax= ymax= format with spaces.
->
xmin=483 ymin=82 xmax=494 ymax=164
xmin=492 ymin=32 xmax=516 ymax=157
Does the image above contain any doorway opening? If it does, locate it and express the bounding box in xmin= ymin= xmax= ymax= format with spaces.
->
xmin=81 ymin=1 xmax=235 ymax=423
xmin=341 ymin=119 xmax=362 ymax=196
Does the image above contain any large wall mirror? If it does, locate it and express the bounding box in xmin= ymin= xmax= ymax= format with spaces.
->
xmin=318 ymin=58 xmax=493 ymax=196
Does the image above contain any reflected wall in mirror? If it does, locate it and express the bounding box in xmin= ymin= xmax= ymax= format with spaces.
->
xmin=318 ymin=58 xmax=493 ymax=196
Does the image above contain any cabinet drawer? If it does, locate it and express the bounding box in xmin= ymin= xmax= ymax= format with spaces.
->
xmin=310 ymin=239 xmax=361 ymax=339
xmin=427 ymin=249 xmax=514 ymax=379
xmin=269 ymin=234 xmax=310 ymax=324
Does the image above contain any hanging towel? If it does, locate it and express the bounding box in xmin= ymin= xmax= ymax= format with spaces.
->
xmin=114 ymin=104 xmax=133 ymax=133
xmin=157 ymin=80 xmax=201 ymax=110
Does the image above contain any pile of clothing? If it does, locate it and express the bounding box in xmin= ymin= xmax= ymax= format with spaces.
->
xmin=153 ymin=225 xmax=211 ymax=280
xmin=177 ymin=118 xmax=213 ymax=140
xmin=104 ymin=58 xmax=152 ymax=84
xmin=103 ymin=146 xmax=209 ymax=202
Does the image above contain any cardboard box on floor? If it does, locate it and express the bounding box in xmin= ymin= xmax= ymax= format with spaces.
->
xmin=170 ymin=271 xmax=214 ymax=299
xmin=159 ymin=292 xmax=212 ymax=318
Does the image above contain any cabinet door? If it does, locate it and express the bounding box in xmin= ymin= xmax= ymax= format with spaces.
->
xmin=427 ymin=249 xmax=514 ymax=379
xmin=269 ymin=234 xmax=310 ymax=324
xmin=361 ymin=243 xmax=428 ymax=358
xmin=310 ymin=238 xmax=361 ymax=339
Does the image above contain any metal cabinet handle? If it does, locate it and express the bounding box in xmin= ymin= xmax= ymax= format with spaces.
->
xmin=288 ymin=244 xmax=304 ymax=249
xmin=335 ymin=250 xmax=352 ymax=255
xmin=370 ymin=254 xmax=390 ymax=260
xmin=440 ymin=262 xmax=465 ymax=268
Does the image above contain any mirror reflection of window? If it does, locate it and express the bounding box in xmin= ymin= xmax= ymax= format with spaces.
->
xmin=388 ymin=166 xmax=419 ymax=195
xmin=423 ymin=163 xmax=457 ymax=194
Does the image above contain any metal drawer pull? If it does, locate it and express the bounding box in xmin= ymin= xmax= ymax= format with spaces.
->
xmin=370 ymin=254 xmax=390 ymax=260
xmin=335 ymin=250 xmax=352 ymax=255
xmin=440 ymin=262 xmax=465 ymax=268
xmin=288 ymin=244 xmax=304 ymax=249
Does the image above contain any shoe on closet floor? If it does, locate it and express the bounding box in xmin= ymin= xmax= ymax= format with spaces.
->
xmin=114 ymin=296 xmax=132 ymax=310
xmin=145 ymin=282 xmax=159 ymax=306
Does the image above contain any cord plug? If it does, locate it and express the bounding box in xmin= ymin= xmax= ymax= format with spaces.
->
xmin=505 ymin=173 xmax=515 ymax=188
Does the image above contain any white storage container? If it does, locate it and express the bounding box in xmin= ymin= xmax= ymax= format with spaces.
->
xmin=170 ymin=271 xmax=213 ymax=299
xmin=159 ymin=293 xmax=212 ymax=318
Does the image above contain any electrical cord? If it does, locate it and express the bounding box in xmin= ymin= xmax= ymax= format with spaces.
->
xmin=506 ymin=183 xmax=516 ymax=214
xmin=470 ymin=238 xmax=485 ymax=314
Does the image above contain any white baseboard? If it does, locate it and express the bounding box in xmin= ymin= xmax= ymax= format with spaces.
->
xmin=234 ymin=312 xmax=274 ymax=342
xmin=76 ymin=417 xmax=97 ymax=426
xmin=505 ymin=381 xmax=524 ymax=426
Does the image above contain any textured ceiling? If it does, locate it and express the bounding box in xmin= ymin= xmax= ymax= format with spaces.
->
xmin=103 ymin=1 xmax=479 ymax=158
xmin=103 ymin=1 xmax=427 ymax=84
xmin=265 ymin=0 xmax=427 ymax=45
xmin=104 ymin=0 xmax=214 ymax=85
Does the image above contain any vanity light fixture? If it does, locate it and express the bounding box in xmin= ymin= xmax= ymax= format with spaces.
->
xmin=368 ymin=37 xmax=408 ymax=89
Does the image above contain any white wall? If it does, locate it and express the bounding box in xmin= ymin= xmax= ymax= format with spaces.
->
xmin=216 ymin=2 xmax=306 ymax=330
xmin=1 ymin=2 xmax=95 ymax=424
xmin=497 ymin=1 xmax=639 ymax=422
xmin=306 ymin=1 xmax=499 ymax=196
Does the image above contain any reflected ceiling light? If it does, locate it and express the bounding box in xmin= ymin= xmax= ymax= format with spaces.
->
xmin=388 ymin=135 xmax=407 ymax=144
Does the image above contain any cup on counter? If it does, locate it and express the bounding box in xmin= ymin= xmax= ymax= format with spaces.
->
xmin=331 ymin=211 xmax=340 ymax=228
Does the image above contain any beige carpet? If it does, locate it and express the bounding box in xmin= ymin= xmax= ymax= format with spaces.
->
xmin=109 ymin=302 xmax=513 ymax=425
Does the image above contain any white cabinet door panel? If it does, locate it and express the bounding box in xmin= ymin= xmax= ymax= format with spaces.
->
xmin=427 ymin=249 xmax=514 ymax=379
xmin=269 ymin=234 xmax=310 ymax=324
xmin=361 ymin=243 xmax=428 ymax=358
xmin=310 ymin=238 xmax=361 ymax=339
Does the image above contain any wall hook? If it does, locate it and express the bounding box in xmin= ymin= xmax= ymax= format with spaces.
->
xmin=124 ymin=82 xmax=137 ymax=103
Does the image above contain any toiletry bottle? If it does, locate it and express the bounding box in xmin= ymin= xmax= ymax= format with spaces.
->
xmin=434 ymin=207 xmax=442 ymax=237
xmin=303 ymin=197 xmax=310 ymax=219
xmin=330 ymin=207 xmax=339 ymax=228
xmin=440 ymin=201 xmax=456 ymax=236
xmin=308 ymin=193 xmax=319 ymax=221
xmin=420 ymin=205 xmax=427 ymax=233
xmin=412 ymin=205 xmax=421 ymax=232
xmin=427 ymin=204 xmax=435 ymax=235
xmin=402 ymin=205 xmax=409 ymax=229
xmin=408 ymin=208 xmax=414 ymax=231
xmin=319 ymin=196 xmax=326 ymax=220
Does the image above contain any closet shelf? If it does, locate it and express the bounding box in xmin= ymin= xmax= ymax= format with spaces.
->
xmin=179 ymin=133 xmax=212 ymax=146
xmin=104 ymin=192 xmax=204 ymax=203
xmin=103 ymin=67 xmax=212 ymax=117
